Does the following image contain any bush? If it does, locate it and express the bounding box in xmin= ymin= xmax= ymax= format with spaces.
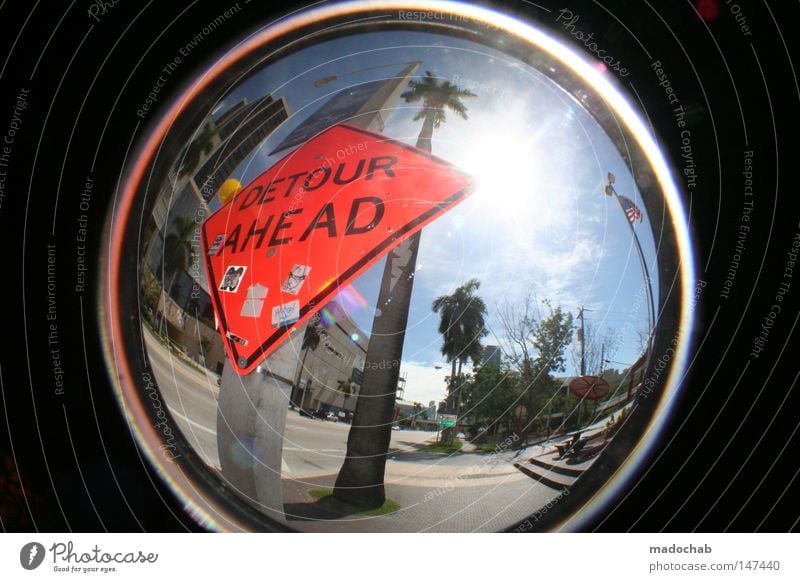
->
xmin=423 ymin=441 xmax=463 ymax=453
xmin=604 ymin=407 xmax=630 ymax=438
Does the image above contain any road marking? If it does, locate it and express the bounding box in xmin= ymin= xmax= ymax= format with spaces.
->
xmin=283 ymin=447 xmax=343 ymax=453
xmin=167 ymin=406 xmax=216 ymax=436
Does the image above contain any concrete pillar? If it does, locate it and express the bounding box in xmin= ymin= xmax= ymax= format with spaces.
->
xmin=216 ymin=361 xmax=290 ymax=524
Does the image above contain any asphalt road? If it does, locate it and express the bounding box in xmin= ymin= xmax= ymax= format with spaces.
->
xmin=145 ymin=327 xmax=436 ymax=476
xmin=144 ymin=329 xmax=575 ymax=531
xmin=146 ymin=328 xmax=221 ymax=468
xmin=282 ymin=412 xmax=437 ymax=478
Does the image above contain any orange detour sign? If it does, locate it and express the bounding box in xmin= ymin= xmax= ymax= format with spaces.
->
xmin=201 ymin=124 xmax=474 ymax=374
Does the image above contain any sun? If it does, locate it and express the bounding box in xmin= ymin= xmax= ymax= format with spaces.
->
xmin=458 ymin=128 xmax=544 ymax=219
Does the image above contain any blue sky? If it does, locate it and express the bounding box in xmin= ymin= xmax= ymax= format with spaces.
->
xmin=211 ymin=30 xmax=657 ymax=405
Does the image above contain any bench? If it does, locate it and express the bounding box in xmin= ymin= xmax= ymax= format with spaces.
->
xmin=554 ymin=431 xmax=605 ymax=461
xmin=555 ymin=433 xmax=583 ymax=458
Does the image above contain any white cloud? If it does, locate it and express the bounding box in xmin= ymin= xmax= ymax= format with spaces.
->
xmin=399 ymin=360 xmax=451 ymax=406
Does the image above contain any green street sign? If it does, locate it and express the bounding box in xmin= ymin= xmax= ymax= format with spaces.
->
xmin=438 ymin=419 xmax=456 ymax=427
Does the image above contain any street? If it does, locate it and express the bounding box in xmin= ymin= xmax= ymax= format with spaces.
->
xmin=145 ymin=327 xmax=600 ymax=531
xmin=146 ymin=328 xmax=221 ymax=468
xmin=145 ymin=327 xmax=437 ymax=476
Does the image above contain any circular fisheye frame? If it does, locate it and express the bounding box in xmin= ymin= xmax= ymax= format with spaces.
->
xmin=102 ymin=0 xmax=694 ymax=532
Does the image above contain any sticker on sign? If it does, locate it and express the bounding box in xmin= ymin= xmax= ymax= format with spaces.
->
xmin=201 ymin=124 xmax=474 ymax=374
xmin=240 ymin=284 xmax=268 ymax=318
xmin=281 ymin=264 xmax=311 ymax=295
xmin=271 ymin=300 xmax=300 ymax=328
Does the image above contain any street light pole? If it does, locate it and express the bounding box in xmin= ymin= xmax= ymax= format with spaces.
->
xmin=605 ymin=174 xmax=656 ymax=343
xmin=314 ymin=61 xmax=422 ymax=87
xmin=578 ymin=306 xmax=587 ymax=376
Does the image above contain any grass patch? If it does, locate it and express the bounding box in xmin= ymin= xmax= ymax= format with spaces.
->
xmin=476 ymin=443 xmax=500 ymax=453
xmin=360 ymin=499 xmax=401 ymax=516
xmin=422 ymin=441 xmax=463 ymax=453
xmin=308 ymin=488 xmax=332 ymax=500
xmin=307 ymin=488 xmax=401 ymax=516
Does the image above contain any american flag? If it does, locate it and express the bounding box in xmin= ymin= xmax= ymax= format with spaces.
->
xmin=617 ymin=195 xmax=643 ymax=223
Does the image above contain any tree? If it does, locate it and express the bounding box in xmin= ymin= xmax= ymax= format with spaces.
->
xmin=159 ymin=216 xmax=198 ymax=333
xmin=532 ymin=302 xmax=575 ymax=378
xmin=460 ymin=366 xmax=524 ymax=438
xmin=178 ymin=122 xmax=218 ymax=178
xmin=336 ymin=378 xmax=357 ymax=408
xmin=140 ymin=265 xmax=163 ymax=326
xmin=398 ymin=70 xmax=477 ymax=152
xmin=635 ymin=327 xmax=651 ymax=355
xmin=293 ymin=314 xmax=322 ymax=410
xmin=497 ymin=289 xmax=540 ymax=385
xmin=570 ymin=320 xmax=620 ymax=377
xmin=162 ymin=216 xmax=197 ymax=292
xmin=333 ymin=72 xmax=476 ymax=508
xmin=497 ymin=295 xmax=574 ymax=437
xmin=432 ymin=278 xmax=488 ymax=441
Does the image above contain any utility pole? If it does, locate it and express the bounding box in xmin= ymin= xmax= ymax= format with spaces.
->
xmin=605 ymin=173 xmax=655 ymax=342
xmin=578 ymin=307 xmax=587 ymax=376
xmin=599 ymin=343 xmax=605 ymax=377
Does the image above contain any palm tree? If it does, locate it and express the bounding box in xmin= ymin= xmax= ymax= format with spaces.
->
xmin=411 ymin=401 xmax=423 ymax=429
xmin=178 ymin=122 xmax=218 ymax=179
xmin=159 ymin=216 xmax=198 ymax=334
xmin=140 ymin=265 xmax=163 ymax=326
xmin=399 ymin=71 xmax=476 ymax=152
xmin=432 ymin=278 xmax=488 ymax=441
xmin=293 ymin=314 xmax=322 ymax=410
xmin=333 ymin=72 xmax=476 ymax=508
xmin=336 ymin=378 xmax=357 ymax=408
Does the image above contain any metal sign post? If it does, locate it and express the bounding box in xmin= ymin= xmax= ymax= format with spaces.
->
xmin=216 ymin=360 xmax=291 ymax=523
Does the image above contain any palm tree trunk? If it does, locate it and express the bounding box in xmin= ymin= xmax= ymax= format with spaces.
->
xmin=449 ymin=358 xmax=457 ymax=400
xmin=292 ymin=348 xmax=310 ymax=409
xmin=448 ymin=359 xmax=466 ymax=442
xmin=456 ymin=358 xmax=463 ymax=420
xmin=441 ymin=357 xmax=459 ymax=443
xmin=333 ymin=114 xmax=435 ymax=507
xmin=333 ymin=232 xmax=420 ymax=507
xmin=517 ymin=357 xmax=531 ymax=439
xmin=415 ymin=112 xmax=435 ymax=153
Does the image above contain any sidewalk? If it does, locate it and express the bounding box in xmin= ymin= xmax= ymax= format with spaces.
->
xmin=280 ymin=447 xmax=567 ymax=532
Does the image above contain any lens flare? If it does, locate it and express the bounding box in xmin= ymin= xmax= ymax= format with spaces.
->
xmin=103 ymin=0 xmax=694 ymax=532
